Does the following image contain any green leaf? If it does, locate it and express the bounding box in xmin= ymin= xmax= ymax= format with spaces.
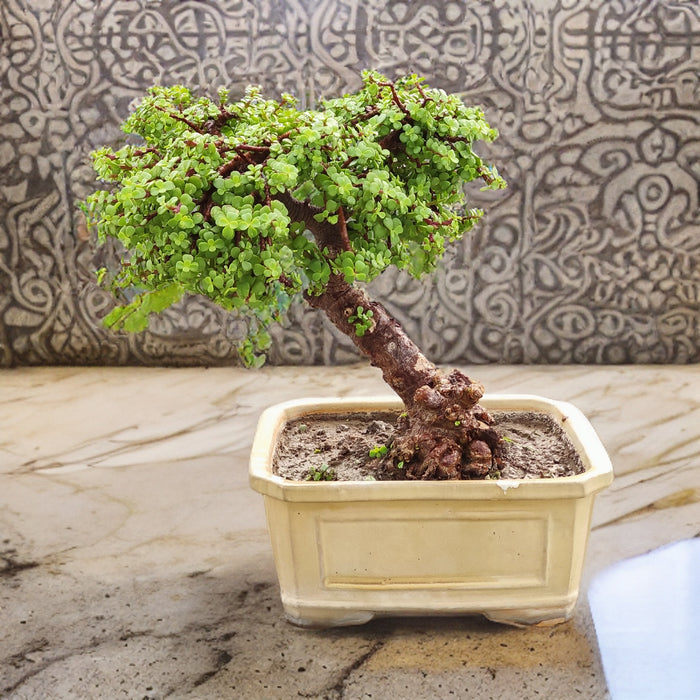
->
xmin=122 ymin=311 xmax=149 ymax=333
xmin=139 ymin=283 xmax=184 ymax=314
xmin=102 ymin=305 xmax=132 ymax=330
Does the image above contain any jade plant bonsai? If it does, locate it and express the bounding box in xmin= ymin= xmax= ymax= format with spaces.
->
xmin=85 ymin=71 xmax=507 ymax=480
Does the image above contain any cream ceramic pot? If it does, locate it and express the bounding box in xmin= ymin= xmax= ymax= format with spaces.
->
xmin=249 ymin=395 xmax=613 ymax=627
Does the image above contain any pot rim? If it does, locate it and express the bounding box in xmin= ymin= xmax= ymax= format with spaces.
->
xmin=249 ymin=394 xmax=614 ymax=502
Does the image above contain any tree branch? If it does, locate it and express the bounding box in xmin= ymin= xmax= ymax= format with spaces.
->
xmin=337 ymin=205 xmax=352 ymax=252
xmin=274 ymin=190 xmax=342 ymax=255
xmin=377 ymin=81 xmax=410 ymax=116
xmin=154 ymin=105 xmax=203 ymax=133
xmin=477 ymin=165 xmax=496 ymax=186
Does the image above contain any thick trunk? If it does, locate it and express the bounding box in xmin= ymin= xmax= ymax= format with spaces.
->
xmin=304 ymin=274 xmax=435 ymax=406
xmin=305 ymin=274 xmax=502 ymax=479
xmin=274 ymin=189 xmax=501 ymax=479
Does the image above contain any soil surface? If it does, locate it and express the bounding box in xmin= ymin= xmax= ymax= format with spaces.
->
xmin=274 ymin=411 xmax=585 ymax=481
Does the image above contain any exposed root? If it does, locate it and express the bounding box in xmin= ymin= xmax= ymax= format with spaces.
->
xmin=389 ymin=369 xmax=502 ymax=480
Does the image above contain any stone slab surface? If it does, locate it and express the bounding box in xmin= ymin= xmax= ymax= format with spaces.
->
xmin=1 ymin=365 xmax=699 ymax=699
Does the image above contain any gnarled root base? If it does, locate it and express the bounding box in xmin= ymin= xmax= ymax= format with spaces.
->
xmin=389 ymin=369 xmax=502 ymax=480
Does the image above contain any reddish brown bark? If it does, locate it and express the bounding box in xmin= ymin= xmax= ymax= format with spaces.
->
xmin=304 ymin=273 xmax=502 ymax=479
xmin=273 ymin=190 xmax=501 ymax=479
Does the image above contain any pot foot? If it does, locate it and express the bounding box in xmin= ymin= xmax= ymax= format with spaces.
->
xmin=483 ymin=607 xmax=573 ymax=627
xmin=284 ymin=606 xmax=375 ymax=628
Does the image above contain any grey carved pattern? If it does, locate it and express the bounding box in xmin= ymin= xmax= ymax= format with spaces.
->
xmin=1 ymin=0 xmax=698 ymax=367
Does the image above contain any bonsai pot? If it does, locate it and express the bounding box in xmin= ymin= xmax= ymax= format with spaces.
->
xmin=249 ymin=395 xmax=613 ymax=628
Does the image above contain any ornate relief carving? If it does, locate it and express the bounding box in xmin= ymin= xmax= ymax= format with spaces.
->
xmin=1 ymin=0 xmax=698 ymax=366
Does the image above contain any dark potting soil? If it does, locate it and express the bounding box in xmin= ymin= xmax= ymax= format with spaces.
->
xmin=273 ymin=411 xmax=586 ymax=482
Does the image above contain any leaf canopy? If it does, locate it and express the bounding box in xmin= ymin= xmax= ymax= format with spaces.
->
xmin=85 ymin=71 xmax=505 ymax=363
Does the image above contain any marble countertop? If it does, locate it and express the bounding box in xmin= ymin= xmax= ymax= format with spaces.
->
xmin=2 ymin=364 xmax=699 ymax=699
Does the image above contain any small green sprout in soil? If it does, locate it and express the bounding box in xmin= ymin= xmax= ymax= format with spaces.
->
xmin=306 ymin=464 xmax=335 ymax=481
xmin=369 ymin=444 xmax=389 ymax=458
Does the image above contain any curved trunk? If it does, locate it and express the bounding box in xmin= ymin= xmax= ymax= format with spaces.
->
xmin=274 ymin=189 xmax=502 ymax=479
xmin=305 ymin=273 xmax=502 ymax=479
xmin=305 ymin=274 xmax=436 ymax=406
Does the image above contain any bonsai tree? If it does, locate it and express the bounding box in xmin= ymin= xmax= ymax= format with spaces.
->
xmin=85 ymin=71 xmax=507 ymax=480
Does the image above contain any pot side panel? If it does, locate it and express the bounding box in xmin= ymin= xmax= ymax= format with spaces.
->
xmin=318 ymin=511 xmax=549 ymax=589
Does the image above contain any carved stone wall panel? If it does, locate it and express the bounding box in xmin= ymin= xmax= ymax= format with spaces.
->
xmin=1 ymin=0 xmax=698 ymax=367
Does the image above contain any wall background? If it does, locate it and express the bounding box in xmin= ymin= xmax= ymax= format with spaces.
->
xmin=1 ymin=0 xmax=699 ymax=367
